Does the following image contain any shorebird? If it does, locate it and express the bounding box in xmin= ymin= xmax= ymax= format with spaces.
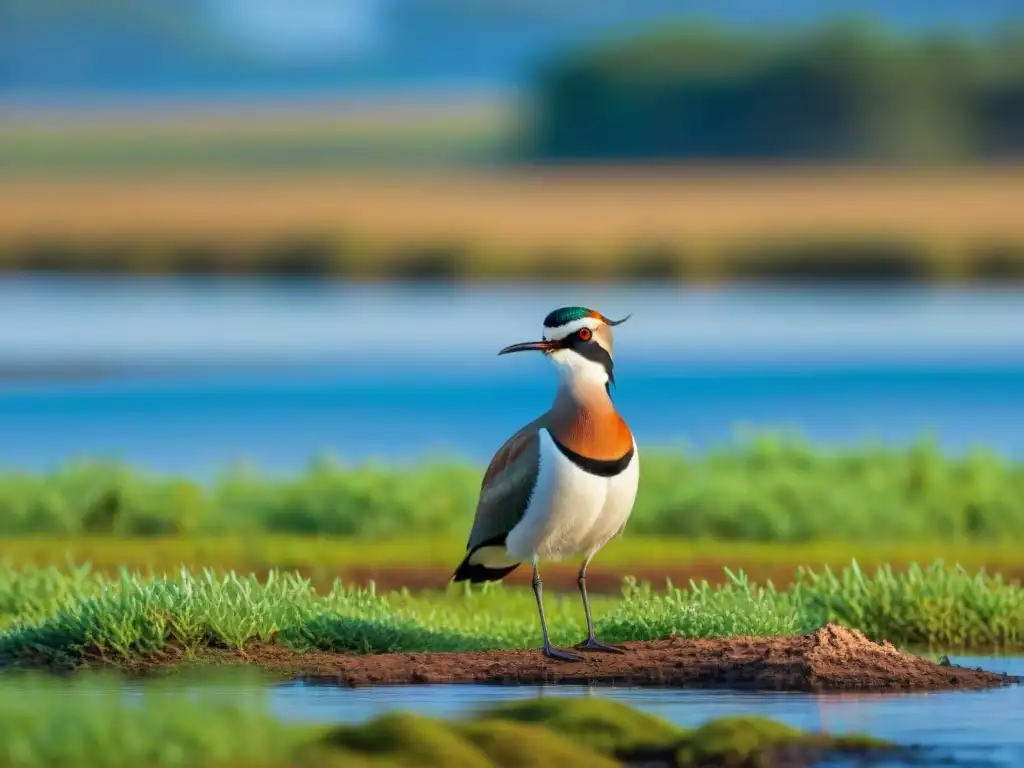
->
xmin=452 ymin=306 xmax=639 ymax=661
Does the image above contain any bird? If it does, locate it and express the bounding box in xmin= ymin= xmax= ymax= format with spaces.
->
xmin=451 ymin=306 xmax=639 ymax=662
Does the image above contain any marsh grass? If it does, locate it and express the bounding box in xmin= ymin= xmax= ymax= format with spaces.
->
xmin=3 ymin=437 xmax=1024 ymax=544
xmin=0 ymin=672 xmax=302 ymax=767
xmin=0 ymin=560 xmax=1021 ymax=665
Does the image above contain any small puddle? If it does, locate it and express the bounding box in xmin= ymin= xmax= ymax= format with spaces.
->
xmin=266 ymin=655 xmax=1024 ymax=767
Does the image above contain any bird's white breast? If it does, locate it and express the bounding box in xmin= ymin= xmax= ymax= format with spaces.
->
xmin=505 ymin=428 xmax=640 ymax=563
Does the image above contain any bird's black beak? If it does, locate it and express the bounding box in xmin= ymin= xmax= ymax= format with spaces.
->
xmin=498 ymin=340 xmax=554 ymax=355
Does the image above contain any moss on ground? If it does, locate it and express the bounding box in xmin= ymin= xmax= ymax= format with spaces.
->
xmin=313 ymin=700 xmax=900 ymax=768
xmin=321 ymin=713 xmax=495 ymax=767
xmin=0 ymin=672 xmax=906 ymax=767
xmin=475 ymin=698 xmax=681 ymax=755
xmin=673 ymin=716 xmax=891 ymax=766
xmin=457 ymin=720 xmax=620 ymax=768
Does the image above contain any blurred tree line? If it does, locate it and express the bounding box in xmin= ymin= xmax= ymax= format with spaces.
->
xmin=531 ymin=22 xmax=1024 ymax=163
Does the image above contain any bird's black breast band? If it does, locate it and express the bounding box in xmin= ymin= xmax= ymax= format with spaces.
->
xmin=551 ymin=437 xmax=634 ymax=477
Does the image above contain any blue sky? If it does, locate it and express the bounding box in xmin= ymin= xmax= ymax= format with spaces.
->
xmin=205 ymin=0 xmax=385 ymax=60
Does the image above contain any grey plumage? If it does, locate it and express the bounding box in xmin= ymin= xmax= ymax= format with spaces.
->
xmin=453 ymin=416 xmax=544 ymax=582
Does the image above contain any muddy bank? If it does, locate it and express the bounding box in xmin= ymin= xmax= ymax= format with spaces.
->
xmin=123 ymin=624 xmax=1018 ymax=692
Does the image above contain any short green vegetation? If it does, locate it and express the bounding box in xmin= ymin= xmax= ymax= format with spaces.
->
xmin=456 ymin=719 xmax=621 ymax=768
xmin=2 ymin=436 xmax=1023 ymax=543
xmin=671 ymin=716 xmax=888 ymax=767
xmin=0 ymin=676 xmax=897 ymax=767
xmin=324 ymin=713 xmax=502 ymax=768
xmin=0 ymin=673 xmax=300 ymax=768
xmin=471 ymin=698 xmax=682 ymax=756
xmin=0 ymin=560 xmax=1020 ymax=666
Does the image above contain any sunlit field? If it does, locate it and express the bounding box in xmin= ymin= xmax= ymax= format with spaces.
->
xmin=2 ymin=166 xmax=1024 ymax=281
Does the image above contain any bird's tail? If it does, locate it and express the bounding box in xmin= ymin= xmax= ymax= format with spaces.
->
xmin=451 ymin=548 xmax=520 ymax=584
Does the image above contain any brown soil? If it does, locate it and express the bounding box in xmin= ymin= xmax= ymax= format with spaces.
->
xmin=124 ymin=624 xmax=1019 ymax=692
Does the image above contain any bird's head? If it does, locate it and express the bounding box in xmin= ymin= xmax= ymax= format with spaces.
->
xmin=498 ymin=306 xmax=630 ymax=388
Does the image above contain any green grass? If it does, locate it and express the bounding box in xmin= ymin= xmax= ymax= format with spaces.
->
xmin=0 ymin=100 xmax=516 ymax=174
xmin=1 ymin=535 xmax=1018 ymax=580
xmin=0 ymin=677 xmax=896 ymax=767
xmin=0 ymin=672 xmax=300 ymax=767
xmin=0 ymin=560 xmax=1021 ymax=664
xmin=3 ymin=436 xmax=1024 ymax=543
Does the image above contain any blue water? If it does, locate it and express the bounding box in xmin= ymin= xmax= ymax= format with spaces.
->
xmin=3 ymin=278 xmax=1024 ymax=474
xmin=3 ymin=362 xmax=1024 ymax=475
xmin=261 ymin=655 xmax=1024 ymax=766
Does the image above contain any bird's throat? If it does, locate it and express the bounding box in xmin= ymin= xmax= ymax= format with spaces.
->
xmin=549 ymin=383 xmax=633 ymax=462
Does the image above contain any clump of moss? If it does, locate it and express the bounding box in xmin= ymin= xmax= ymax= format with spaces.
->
xmin=458 ymin=720 xmax=620 ymax=768
xmin=317 ymin=707 xmax=898 ymax=767
xmin=321 ymin=713 xmax=492 ymax=768
xmin=475 ymin=697 xmax=682 ymax=755
xmin=674 ymin=716 xmax=892 ymax=767
xmin=318 ymin=709 xmax=624 ymax=768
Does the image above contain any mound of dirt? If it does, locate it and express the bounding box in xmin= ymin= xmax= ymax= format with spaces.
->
xmin=239 ymin=624 xmax=1018 ymax=692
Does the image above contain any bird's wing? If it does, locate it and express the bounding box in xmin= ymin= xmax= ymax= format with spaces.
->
xmin=464 ymin=415 xmax=545 ymax=555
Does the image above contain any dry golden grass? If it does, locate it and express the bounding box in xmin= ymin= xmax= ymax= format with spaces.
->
xmin=2 ymin=167 xmax=1024 ymax=280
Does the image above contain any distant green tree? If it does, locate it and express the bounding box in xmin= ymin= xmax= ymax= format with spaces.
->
xmin=530 ymin=21 xmax=1024 ymax=163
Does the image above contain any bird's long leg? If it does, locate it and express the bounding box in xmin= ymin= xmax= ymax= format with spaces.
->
xmin=532 ymin=562 xmax=582 ymax=662
xmin=575 ymin=557 xmax=626 ymax=654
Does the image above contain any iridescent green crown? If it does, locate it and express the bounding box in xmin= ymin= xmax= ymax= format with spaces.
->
xmin=544 ymin=306 xmax=596 ymax=328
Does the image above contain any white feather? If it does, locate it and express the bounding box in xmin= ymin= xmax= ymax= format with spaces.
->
xmin=505 ymin=429 xmax=639 ymax=563
xmin=547 ymin=348 xmax=609 ymax=387
xmin=468 ymin=545 xmax=519 ymax=569
xmin=543 ymin=316 xmax=602 ymax=342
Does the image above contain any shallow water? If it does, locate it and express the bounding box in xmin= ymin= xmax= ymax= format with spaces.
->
xmin=27 ymin=655 xmax=1021 ymax=765
xmin=262 ymin=655 xmax=1024 ymax=766
xmin=4 ymin=278 xmax=1024 ymax=473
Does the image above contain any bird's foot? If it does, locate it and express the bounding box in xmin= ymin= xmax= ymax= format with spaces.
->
xmin=543 ymin=645 xmax=584 ymax=662
xmin=575 ymin=638 xmax=626 ymax=654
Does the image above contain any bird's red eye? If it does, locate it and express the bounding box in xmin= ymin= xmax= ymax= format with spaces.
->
xmin=577 ymin=327 xmax=592 ymax=341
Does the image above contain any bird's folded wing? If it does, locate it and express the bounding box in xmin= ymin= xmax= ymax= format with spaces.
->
xmin=465 ymin=418 xmax=543 ymax=554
